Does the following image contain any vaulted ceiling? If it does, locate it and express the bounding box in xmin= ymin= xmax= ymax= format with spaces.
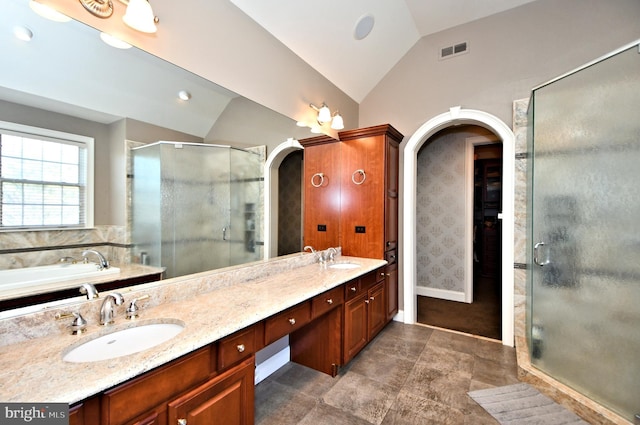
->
xmin=230 ymin=0 xmax=540 ymax=102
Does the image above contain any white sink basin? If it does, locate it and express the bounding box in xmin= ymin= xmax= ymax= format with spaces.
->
xmin=329 ymin=262 xmax=360 ymax=270
xmin=63 ymin=320 xmax=185 ymax=363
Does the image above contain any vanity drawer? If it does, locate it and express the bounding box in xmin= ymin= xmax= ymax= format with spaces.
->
xmin=360 ymin=270 xmax=381 ymax=287
xmin=311 ymin=286 xmax=343 ymax=319
xmin=344 ymin=279 xmax=362 ymax=301
xmin=101 ymin=346 xmax=213 ymax=425
xmin=218 ymin=325 xmax=256 ymax=370
xmin=264 ymin=301 xmax=311 ymax=344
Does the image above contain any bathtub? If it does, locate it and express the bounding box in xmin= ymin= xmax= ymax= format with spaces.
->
xmin=0 ymin=263 xmax=121 ymax=292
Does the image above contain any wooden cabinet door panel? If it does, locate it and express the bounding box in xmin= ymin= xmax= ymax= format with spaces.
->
xmin=340 ymin=137 xmax=385 ymax=258
xmin=343 ymin=293 xmax=368 ymax=363
xmin=302 ymin=141 xmax=341 ymax=250
xmin=368 ymin=282 xmax=386 ymax=340
xmin=168 ymin=357 xmax=254 ymax=425
xmin=385 ymin=263 xmax=398 ymax=321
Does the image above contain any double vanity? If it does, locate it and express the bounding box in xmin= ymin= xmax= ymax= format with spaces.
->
xmin=0 ymin=253 xmax=388 ymax=425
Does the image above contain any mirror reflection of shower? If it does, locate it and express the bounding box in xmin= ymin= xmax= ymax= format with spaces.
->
xmin=131 ymin=142 xmax=264 ymax=278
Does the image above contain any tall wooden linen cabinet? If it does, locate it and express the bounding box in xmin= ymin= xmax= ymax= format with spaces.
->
xmin=300 ymin=124 xmax=402 ymax=322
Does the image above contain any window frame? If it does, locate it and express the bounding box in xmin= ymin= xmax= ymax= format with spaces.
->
xmin=0 ymin=120 xmax=94 ymax=231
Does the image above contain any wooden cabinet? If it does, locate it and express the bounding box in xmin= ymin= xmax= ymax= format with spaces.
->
xmin=343 ymin=269 xmax=386 ymax=364
xmin=384 ymin=259 xmax=399 ymax=321
xmin=101 ymin=347 xmax=214 ymax=425
xmin=290 ymin=287 xmax=343 ymax=376
xmin=69 ymin=397 xmax=100 ymax=425
xmin=301 ymin=135 xmax=342 ymax=250
xmin=301 ymin=124 xmax=402 ymax=328
xmin=338 ymin=124 xmax=402 ymax=260
xmin=167 ymin=357 xmax=254 ymax=425
xmin=67 ymin=268 xmax=393 ymax=425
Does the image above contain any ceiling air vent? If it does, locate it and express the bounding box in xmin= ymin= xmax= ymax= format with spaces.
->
xmin=439 ymin=41 xmax=468 ymax=60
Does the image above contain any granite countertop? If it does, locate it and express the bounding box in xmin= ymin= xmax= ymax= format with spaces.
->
xmin=0 ymin=256 xmax=385 ymax=404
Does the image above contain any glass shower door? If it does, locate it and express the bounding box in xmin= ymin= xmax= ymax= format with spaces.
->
xmin=529 ymin=44 xmax=640 ymax=420
xmin=169 ymin=143 xmax=231 ymax=277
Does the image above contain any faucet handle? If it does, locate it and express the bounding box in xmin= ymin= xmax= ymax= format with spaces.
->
xmin=55 ymin=312 xmax=88 ymax=335
xmin=126 ymin=294 xmax=150 ymax=319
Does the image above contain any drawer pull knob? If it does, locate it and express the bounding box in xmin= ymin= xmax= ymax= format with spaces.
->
xmin=350 ymin=287 xmax=357 ymax=292
xmin=178 ymin=419 xmax=187 ymax=425
xmin=326 ymin=298 xmax=333 ymax=305
xmin=365 ymin=300 xmax=370 ymax=304
xmin=236 ymin=344 xmax=245 ymax=353
xmin=289 ymin=318 xmax=296 ymax=325
xmin=370 ymin=296 xmax=375 ymax=301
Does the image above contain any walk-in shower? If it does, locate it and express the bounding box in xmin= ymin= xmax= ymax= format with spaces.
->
xmin=527 ymin=41 xmax=640 ymax=421
xmin=131 ymin=142 xmax=263 ymax=278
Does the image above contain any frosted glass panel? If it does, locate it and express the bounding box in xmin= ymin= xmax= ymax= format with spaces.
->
xmin=529 ymin=44 xmax=640 ymax=420
xmin=132 ymin=142 xmax=262 ymax=278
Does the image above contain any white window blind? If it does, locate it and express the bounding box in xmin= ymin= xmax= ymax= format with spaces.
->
xmin=0 ymin=122 xmax=94 ymax=230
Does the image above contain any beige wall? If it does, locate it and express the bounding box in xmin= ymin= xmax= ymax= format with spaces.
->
xmin=360 ymin=0 xmax=640 ymax=135
xmin=40 ymin=0 xmax=359 ymax=138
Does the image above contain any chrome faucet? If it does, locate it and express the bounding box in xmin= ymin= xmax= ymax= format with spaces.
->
xmin=82 ymin=249 xmax=109 ymax=270
xmin=303 ymin=245 xmax=321 ymax=263
xmin=326 ymin=247 xmax=338 ymax=262
xmin=79 ymin=283 xmax=99 ymax=300
xmin=100 ymin=293 xmax=123 ymax=325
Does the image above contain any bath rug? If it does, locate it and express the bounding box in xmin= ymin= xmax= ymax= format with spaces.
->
xmin=468 ymin=382 xmax=589 ymax=424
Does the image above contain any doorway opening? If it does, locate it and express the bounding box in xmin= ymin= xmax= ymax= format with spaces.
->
xmin=402 ymin=106 xmax=515 ymax=346
xmin=276 ymin=150 xmax=303 ymax=256
xmin=415 ymin=128 xmax=503 ymax=340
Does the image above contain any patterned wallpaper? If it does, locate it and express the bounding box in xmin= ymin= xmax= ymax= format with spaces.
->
xmin=416 ymin=126 xmax=497 ymax=293
xmin=277 ymin=150 xmax=303 ymax=255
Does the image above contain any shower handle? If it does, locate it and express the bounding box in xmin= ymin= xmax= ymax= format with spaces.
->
xmin=533 ymin=242 xmax=549 ymax=266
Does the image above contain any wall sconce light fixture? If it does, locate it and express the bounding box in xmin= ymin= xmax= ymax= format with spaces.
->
xmin=309 ymin=103 xmax=344 ymax=130
xmin=79 ymin=0 xmax=158 ymax=33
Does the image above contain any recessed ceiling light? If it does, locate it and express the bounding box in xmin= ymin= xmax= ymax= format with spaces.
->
xmin=354 ymin=14 xmax=375 ymax=41
xmin=13 ymin=26 xmax=34 ymax=42
xmin=99 ymin=32 xmax=132 ymax=49
xmin=178 ymin=90 xmax=192 ymax=101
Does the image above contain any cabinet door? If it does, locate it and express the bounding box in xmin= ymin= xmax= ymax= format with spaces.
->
xmin=343 ymin=292 xmax=368 ymax=363
xmin=303 ymin=141 xmax=341 ymax=250
xmin=367 ymin=281 xmax=386 ymax=340
xmin=385 ymin=139 xmax=399 ymax=250
xmin=340 ymin=136 xmax=385 ymax=259
xmin=168 ymin=357 xmax=254 ymax=425
xmin=384 ymin=263 xmax=398 ymax=321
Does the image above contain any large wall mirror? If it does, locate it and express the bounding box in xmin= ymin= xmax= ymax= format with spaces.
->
xmin=0 ymin=1 xmax=310 ymax=302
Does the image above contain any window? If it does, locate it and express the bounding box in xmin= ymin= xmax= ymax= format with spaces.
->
xmin=0 ymin=121 xmax=94 ymax=230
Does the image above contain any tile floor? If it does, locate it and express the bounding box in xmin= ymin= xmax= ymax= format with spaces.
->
xmin=255 ymin=322 xmax=519 ymax=425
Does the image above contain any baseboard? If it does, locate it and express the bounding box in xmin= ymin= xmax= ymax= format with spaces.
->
xmin=392 ymin=309 xmax=404 ymax=322
xmin=254 ymin=346 xmax=290 ymax=385
xmin=416 ymin=286 xmax=467 ymax=303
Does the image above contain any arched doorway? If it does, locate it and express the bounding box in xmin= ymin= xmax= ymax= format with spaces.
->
xmin=402 ymin=107 xmax=515 ymax=346
xmin=264 ymin=138 xmax=303 ymax=259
